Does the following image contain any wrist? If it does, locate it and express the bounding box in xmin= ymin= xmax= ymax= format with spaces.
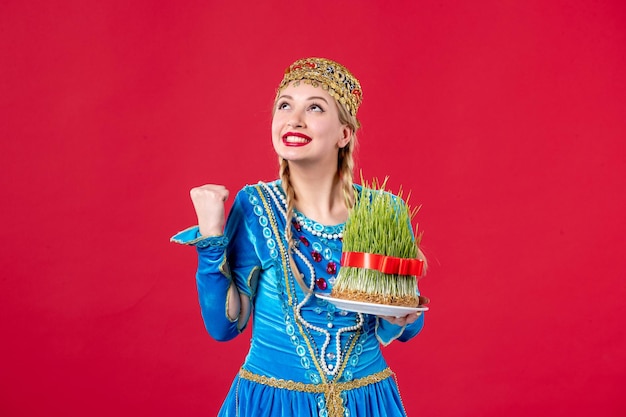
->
xmin=199 ymin=225 xmax=224 ymax=237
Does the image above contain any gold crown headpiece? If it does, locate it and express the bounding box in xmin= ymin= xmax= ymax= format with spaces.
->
xmin=277 ymin=57 xmax=363 ymax=117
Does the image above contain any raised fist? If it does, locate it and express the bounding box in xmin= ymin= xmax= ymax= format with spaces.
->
xmin=190 ymin=184 xmax=229 ymax=237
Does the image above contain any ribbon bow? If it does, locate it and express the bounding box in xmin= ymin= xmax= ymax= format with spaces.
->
xmin=340 ymin=251 xmax=424 ymax=277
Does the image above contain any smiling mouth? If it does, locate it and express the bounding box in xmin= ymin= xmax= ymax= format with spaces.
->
xmin=282 ymin=133 xmax=312 ymax=146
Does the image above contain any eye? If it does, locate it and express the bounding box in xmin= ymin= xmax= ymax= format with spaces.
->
xmin=276 ymin=101 xmax=291 ymax=110
xmin=308 ymin=103 xmax=324 ymax=112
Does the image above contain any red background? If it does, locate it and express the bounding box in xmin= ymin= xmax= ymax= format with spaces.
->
xmin=1 ymin=1 xmax=625 ymax=416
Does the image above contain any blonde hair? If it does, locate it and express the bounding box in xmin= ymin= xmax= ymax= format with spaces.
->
xmin=275 ymin=91 xmax=429 ymax=288
xmin=278 ymin=99 xmax=360 ymax=251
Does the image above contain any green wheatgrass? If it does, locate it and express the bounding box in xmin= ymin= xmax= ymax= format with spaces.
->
xmin=332 ymin=178 xmax=423 ymax=306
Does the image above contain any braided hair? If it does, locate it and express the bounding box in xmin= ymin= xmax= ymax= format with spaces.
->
xmin=278 ymin=100 xmax=360 ymax=252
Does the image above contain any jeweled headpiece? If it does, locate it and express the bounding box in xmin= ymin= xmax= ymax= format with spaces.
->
xmin=277 ymin=57 xmax=363 ymax=117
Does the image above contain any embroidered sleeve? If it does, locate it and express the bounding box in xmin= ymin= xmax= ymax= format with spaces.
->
xmin=169 ymin=187 xmax=263 ymax=342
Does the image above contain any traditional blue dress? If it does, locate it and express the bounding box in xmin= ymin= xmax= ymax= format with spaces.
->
xmin=171 ymin=180 xmax=425 ymax=417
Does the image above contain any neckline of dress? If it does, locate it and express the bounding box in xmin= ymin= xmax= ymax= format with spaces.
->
xmin=270 ymin=181 xmax=346 ymax=234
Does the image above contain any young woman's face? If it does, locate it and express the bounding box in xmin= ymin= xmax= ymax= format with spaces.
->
xmin=272 ymin=81 xmax=352 ymax=168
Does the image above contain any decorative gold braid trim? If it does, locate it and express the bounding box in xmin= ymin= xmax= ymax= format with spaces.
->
xmin=392 ymin=372 xmax=408 ymax=415
xmin=254 ymin=186 xmax=328 ymax=381
xmin=253 ymin=185 xmax=370 ymax=394
xmin=292 ymin=315 xmax=328 ymax=382
xmin=219 ymin=256 xmax=238 ymax=324
xmin=238 ymin=368 xmax=394 ymax=417
xmin=254 ymin=186 xmax=293 ymax=305
xmin=335 ymin=327 xmax=361 ymax=377
xmin=245 ymin=266 xmax=260 ymax=297
xmin=218 ymin=256 xmax=231 ymax=279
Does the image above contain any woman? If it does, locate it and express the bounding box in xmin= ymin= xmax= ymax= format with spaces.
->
xmin=172 ymin=57 xmax=428 ymax=417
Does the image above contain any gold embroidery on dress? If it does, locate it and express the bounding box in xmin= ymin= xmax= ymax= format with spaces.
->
xmin=250 ymin=185 xmax=383 ymax=417
xmin=255 ymin=186 xmax=328 ymax=379
xmin=238 ymin=368 xmax=394 ymax=417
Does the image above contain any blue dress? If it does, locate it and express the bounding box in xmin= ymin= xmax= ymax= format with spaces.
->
xmin=171 ymin=180 xmax=425 ymax=417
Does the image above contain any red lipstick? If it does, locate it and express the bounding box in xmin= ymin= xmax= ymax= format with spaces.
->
xmin=282 ymin=132 xmax=312 ymax=147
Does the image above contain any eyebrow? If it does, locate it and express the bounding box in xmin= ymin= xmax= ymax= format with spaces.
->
xmin=277 ymin=94 xmax=329 ymax=104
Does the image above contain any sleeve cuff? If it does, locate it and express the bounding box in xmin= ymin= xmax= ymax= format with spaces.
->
xmin=375 ymin=317 xmax=407 ymax=347
xmin=170 ymin=226 xmax=228 ymax=248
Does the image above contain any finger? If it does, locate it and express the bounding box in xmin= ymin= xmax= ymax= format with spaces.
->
xmin=380 ymin=315 xmax=400 ymax=325
xmin=190 ymin=186 xmax=229 ymax=202
xmin=207 ymin=185 xmax=229 ymax=202
xmin=405 ymin=312 xmax=422 ymax=324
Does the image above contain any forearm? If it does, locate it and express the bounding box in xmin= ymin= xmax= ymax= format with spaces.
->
xmin=172 ymin=227 xmax=246 ymax=341
xmin=195 ymin=245 xmax=244 ymax=341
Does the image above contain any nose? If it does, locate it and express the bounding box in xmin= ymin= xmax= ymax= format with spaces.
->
xmin=287 ymin=109 xmax=305 ymax=128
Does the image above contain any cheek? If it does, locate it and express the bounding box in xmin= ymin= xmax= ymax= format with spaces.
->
xmin=270 ymin=118 xmax=282 ymax=151
xmin=321 ymin=123 xmax=345 ymax=144
xmin=270 ymin=118 xmax=280 ymax=139
xmin=271 ymin=112 xmax=285 ymax=134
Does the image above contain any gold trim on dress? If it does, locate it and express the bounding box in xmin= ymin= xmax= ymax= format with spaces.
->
xmin=238 ymin=368 xmax=394 ymax=417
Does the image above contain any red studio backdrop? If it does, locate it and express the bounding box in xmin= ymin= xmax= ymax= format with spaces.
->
xmin=1 ymin=1 xmax=625 ymax=416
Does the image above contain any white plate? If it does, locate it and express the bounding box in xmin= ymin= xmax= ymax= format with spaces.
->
xmin=315 ymin=293 xmax=428 ymax=317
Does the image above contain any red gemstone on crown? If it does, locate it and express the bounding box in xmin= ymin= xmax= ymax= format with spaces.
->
xmin=299 ymin=236 xmax=310 ymax=246
xmin=311 ymin=251 xmax=322 ymax=262
xmin=326 ymin=261 xmax=337 ymax=275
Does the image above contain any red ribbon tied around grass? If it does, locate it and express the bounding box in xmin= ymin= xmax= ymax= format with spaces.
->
xmin=340 ymin=252 xmax=424 ymax=277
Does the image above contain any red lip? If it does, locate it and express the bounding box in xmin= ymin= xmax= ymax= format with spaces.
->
xmin=282 ymin=132 xmax=312 ymax=146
